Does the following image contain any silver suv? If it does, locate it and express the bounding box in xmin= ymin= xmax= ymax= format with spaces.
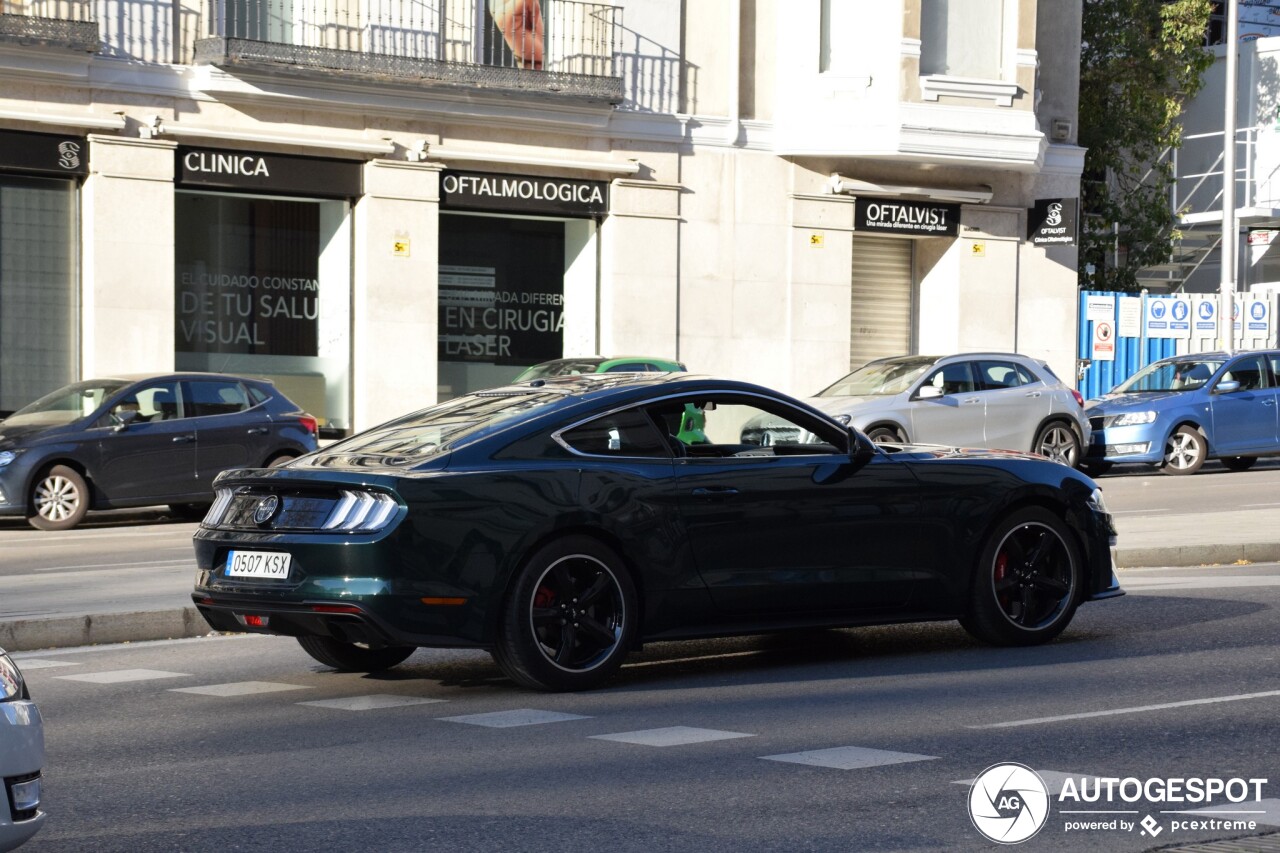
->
xmin=750 ymin=353 xmax=1090 ymax=467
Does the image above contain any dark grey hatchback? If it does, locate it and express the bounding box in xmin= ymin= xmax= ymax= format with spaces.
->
xmin=0 ymin=372 xmax=318 ymax=530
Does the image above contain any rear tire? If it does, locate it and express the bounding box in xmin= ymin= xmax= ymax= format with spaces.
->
xmin=267 ymin=453 xmax=298 ymax=468
xmin=28 ymin=465 xmax=90 ymax=531
xmin=297 ymin=636 xmax=415 ymax=672
xmin=493 ymin=535 xmax=637 ymax=691
xmin=169 ymin=502 xmax=212 ymax=521
xmin=1033 ymin=422 xmax=1082 ymax=468
xmin=959 ymin=507 xmax=1082 ymax=646
xmin=1161 ymin=426 xmax=1206 ymax=475
xmin=1221 ymin=456 xmax=1257 ymax=472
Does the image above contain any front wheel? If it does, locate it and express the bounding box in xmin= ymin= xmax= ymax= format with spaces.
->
xmin=493 ymin=536 xmax=637 ymax=691
xmin=959 ymin=507 xmax=1082 ymax=646
xmin=866 ymin=426 xmax=905 ymax=445
xmin=1161 ymin=426 xmax=1206 ymax=475
xmin=28 ymin=465 xmax=90 ymax=531
xmin=1033 ymin=422 xmax=1082 ymax=468
xmin=1221 ymin=456 xmax=1257 ymax=472
xmin=297 ymin=636 xmax=416 ymax=672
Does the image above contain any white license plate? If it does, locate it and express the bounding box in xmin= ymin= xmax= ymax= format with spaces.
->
xmin=226 ymin=550 xmax=292 ymax=579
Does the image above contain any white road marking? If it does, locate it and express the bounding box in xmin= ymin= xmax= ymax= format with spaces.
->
xmin=299 ymin=695 xmax=447 ymax=711
xmin=1173 ymin=799 xmax=1280 ymax=825
xmin=590 ymin=726 xmax=754 ymax=747
xmin=969 ymin=690 xmax=1280 ymax=728
xmin=170 ymin=681 xmax=312 ymax=697
xmin=57 ymin=669 xmax=189 ymax=684
xmin=1122 ymin=575 xmax=1280 ymax=591
xmin=438 ymin=709 xmax=590 ymax=728
xmin=763 ymin=746 xmax=936 ymax=770
xmin=1111 ymin=509 xmax=1170 ymax=515
xmin=11 ymin=659 xmax=79 ymax=670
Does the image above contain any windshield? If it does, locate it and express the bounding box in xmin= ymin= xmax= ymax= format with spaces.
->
xmin=817 ymin=360 xmax=932 ymax=397
xmin=515 ymin=359 xmax=604 ymax=381
xmin=1113 ymin=358 xmax=1224 ymax=393
xmin=3 ymin=380 xmax=128 ymax=427
xmin=321 ymin=388 xmax=568 ymax=464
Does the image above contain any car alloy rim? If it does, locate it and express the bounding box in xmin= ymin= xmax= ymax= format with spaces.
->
xmin=1165 ymin=433 xmax=1200 ymax=470
xmin=34 ymin=475 xmax=80 ymax=521
xmin=1038 ymin=427 xmax=1076 ymax=465
xmin=528 ymin=554 xmax=625 ymax=673
xmin=991 ymin=522 xmax=1074 ymax=630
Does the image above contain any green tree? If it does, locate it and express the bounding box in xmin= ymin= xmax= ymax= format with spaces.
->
xmin=1078 ymin=0 xmax=1214 ymax=292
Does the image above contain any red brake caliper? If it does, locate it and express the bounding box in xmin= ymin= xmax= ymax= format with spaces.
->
xmin=534 ymin=586 xmax=555 ymax=609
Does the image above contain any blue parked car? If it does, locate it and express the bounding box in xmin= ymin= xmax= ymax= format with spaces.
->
xmin=1083 ymin=349 xmax=1280 ymax=475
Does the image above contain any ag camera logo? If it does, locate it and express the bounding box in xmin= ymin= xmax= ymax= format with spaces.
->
xmin=969 ymin=763 xmax=1050 ymax=844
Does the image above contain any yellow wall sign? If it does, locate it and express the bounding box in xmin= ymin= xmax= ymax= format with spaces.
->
xmin=393 ymin=235 xmax=410 ymax=257
xmin=970 ymin=241 xmax=986 ymax=257
xmin=809 ymin=232 xmax=825 ymax=248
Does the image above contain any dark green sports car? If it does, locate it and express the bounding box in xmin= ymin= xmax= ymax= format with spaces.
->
xmin=192 ymin=373 xmax=1122 ymax=691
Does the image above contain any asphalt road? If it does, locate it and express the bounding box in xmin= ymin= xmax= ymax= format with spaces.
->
xmin=13 ymin=563 xmax=1280 ymax=852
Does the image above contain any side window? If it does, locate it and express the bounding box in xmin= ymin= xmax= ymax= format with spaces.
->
xmin=1014 ymin=363 xmax=1040 ymax=385
xmin=646 ymin=395 xmax=846 ymax=458
xmin=921 ymin=362 xmax=977 ymax=396
xmin=247 ymin=385 xmax=269 ymax=406
xmin=604 ymin=363 xmax=647 ymax=373
xmin=108 ymin=379 xmax=180 ymax=422
xmin=1221 ymin=357 xmax=1267 ymax=391
xmin=977 ymin=361 xmax=1025 ymax=390
xmin=1270 ymin=356 xmax=1280 ymax=386
xmin=559 ymin=408 xmax=671 ymax=458
xmin=186 ymin=381 xmax=251 ymax=417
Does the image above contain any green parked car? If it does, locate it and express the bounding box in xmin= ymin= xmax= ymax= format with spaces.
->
xmin=514 ymin=356 xmax=686 ymax=382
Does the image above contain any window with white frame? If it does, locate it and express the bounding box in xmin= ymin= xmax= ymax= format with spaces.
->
xmin=919 ymin=0 xmax=1004 ymax=79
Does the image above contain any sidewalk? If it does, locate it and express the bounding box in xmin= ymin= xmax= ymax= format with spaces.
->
xmin=3 ymin=509 xmax=1278 ymax=654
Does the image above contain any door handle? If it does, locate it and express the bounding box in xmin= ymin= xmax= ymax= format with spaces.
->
xmin=247 ymin=427 xmax=269 ymax=434
xmin=1024 ymin=391 xmax=1042 ymax=398
xmin=1264 ymin=399 xmax=1276 ymax=406
xmin=172 ymin=435 xmax=195 ymax=443
xmin=691 ymin=486 xmax=740 ymax=498
xmin=962 ymin=397 xmax=981 ymax=404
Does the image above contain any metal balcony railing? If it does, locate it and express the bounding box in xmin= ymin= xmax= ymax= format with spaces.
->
xmin=0 ymin=0 xmax=99 ymax=51
xmin=195 ymin=0 xmax=624 ymax=103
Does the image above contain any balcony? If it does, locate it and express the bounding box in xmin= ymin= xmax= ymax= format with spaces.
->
xmin=194 ymin=0 xmax=624 ymax=104
xmin=0 ymin=0 xmax=99 ymax=52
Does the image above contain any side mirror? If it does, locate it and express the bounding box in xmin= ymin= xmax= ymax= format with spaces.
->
xmin=917 ymin=386 xmax=943 ymax=400
xmin=850 ymin=428 xmax=876 ymax=464
xmin=1214 ymin=380 xmax=1241 ymax=394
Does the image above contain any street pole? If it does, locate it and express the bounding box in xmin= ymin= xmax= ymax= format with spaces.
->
xmin=1220 ymin=0 xmax=1239 ymax=355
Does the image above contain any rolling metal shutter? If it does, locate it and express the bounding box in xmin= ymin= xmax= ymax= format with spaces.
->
xmin=850 ymin=236 xmax=913 ymax=370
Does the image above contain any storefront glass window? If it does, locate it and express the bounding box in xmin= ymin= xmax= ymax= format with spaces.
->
xmin=439 ymin=213 xmax=598 ymax=399
xmin=0 ymin=176 xmax=77 ymax=412
xmin=174 ymin=191 xmax=351 ymax=435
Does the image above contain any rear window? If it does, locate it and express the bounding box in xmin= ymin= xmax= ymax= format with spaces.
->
xmin=322 ymin=388 xmax=568 ymax=463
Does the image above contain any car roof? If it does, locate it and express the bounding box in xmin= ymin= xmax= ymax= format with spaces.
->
xmin=866 ymin=352 xmax=1042 ymax=366
xmin=93 ymin=371 xmax=275 ymax=385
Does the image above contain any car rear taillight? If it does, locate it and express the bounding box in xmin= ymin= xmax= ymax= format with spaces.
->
xmin=1071 ymin=389 xmax=1085 ymax=407
xmin=299 ymin=414 xmax=318 ymax=436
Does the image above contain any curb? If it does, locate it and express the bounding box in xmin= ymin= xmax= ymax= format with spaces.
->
xmin=0 ymin=607 xmax=211 ymax=653
xmin=1116 ymin=542 xmax=1280 ymax=569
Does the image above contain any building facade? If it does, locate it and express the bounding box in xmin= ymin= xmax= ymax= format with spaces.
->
xmin=0 ymin=0 xmax=1084 ymax=433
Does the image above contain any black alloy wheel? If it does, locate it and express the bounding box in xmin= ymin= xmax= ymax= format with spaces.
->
xmin=1221 ymin=456 xmax=1258 ymax=472
xmin=959 ymin=507 xmax=1081 ymax=646
xmin=28 ymin=465 xmax=90 ymax=531
xmin=1033 ymin=422 xmax=1082 ymax=468
xmin=296 ymin=636 xmax=416 ymax=672
xmin=494 ymin=536 xmax=636 ymax=691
